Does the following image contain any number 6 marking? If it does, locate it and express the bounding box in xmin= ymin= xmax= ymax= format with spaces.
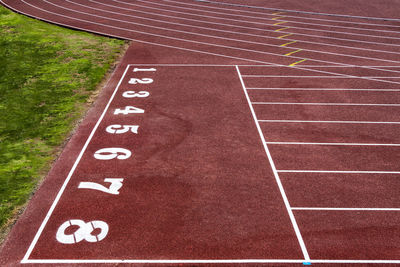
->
xmin=122 ymin=91 xmax=149 ymax=98
xmin=56 ymin=219 xmax=109 ymax=244
xmin=106 ymin=125 xmax=139 ymax=134
xmin=94 ymin=148 xmax=131 ymax=160
xmin=78 ymin=178 xmax=124 ymax=195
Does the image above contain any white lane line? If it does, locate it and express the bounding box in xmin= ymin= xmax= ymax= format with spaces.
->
xmin=94 ymin=0 xmax=400 ymax=57
xmin=266 ymin=142 xmax=400 ymax=146
xmin=33 ymin=0 xmax=400 ymax=84
xmin=252 ymin=102 xmax=400 ymax=106
xmin=236 ymin=65 xmax=311 ymax=262
xmin=21 ymin=65 xmax=131 ymax=262
xmin=278 ymin=170 xmax=400 ymax=174
xmin=248 ymin=88 xmax=400 ymax=91
xmin=150 ymin=0 xmax=400 ymax=41
xmin=20 ymin=259 xmax=400 ymax=264
xmin=194 ymin=0 xmax=400 ymax=22
xmin=243 ymin=75 xmax=400 ymax=78
xmin=259 ymin=120 xmax=400 ymax=124
xmin=292 ymin=207 xmax=400 ymax=211
xmin=129 ymin=0 xmax=400 ymax=47
xmin=81 ymin=0 xmax=400 ymax=65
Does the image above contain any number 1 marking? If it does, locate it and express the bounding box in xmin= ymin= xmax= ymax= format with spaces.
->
xmin=133 ymin=67 xmax=156 ymax=72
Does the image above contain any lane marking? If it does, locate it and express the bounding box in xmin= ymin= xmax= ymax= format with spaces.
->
xmin=155 ymin=0 xmax=400 ymax=40
xmin=272 ymin=16 xmax=285 ymax=20
xmin=271 ymin=12 xmax=284 ymax=15
xmin=273 ymin=21 xmax=288 ymax=26
xmin=21 ymin=259 xmax=400 ymax=264
xmin=280 ymin=40 xmax=297 ymax=47
xmin=79 ymin=0 xmax=400 ymax=67
xmin=278 ymin=33 xmax=293 ymax=39
xmin=22 ymin=65 xmax=131 ymax=261
xmin=278 ymin=170 xmax=400 ymax=174
xmin=292 ymin=207 xmax=400 ymax=211
xmin=247 ymin=88 xmax=400 ymax=91
xmin=124 ymin=0 xmax=400 ymax=49
xmin=275 ymin=27 xmax=290 ymax=32
xmin=285 ymin=49 xmax=302 ymax=56
xmin=243 ymin=75 xmax=400 ymax=78
xmin=266 ymin=142 xmax=400 ymax=146
xmin=32 ymin=0 xmax=400 ymax=85
xmin=259 ymin=120 xmax=400 ymax=124
xmin=252 ymin=102 xmax=400 ymax=106
xmin=236 ymin=66 xmax=311 ymax=262
xmin=289 ymin=59 xmax=307 ymax=66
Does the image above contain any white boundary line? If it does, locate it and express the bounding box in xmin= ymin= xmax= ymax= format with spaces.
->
xmin=266 ymin=142 xmax=400 ymax=146
xmin=194 ymin=0 xmax=400 ymax=22
xmin=248 ymin=88 xmax=400 ymax=91
xmin=21 ymin=65 xmax=131 ymax=263
xmin=258 ymin=120 xmax=400 ymax=124
xmin=117 ymin=0 xmax=400 ymax=48
xmin=252 ymin=102 xmax=400 ymax=106
xmin=91 ymin=0 xmax=400 ymax=56
xmin=32 ymin=0 xmax=400 ymax=84
xmin=21 ymin=259 xmax=400 ymax=264
xmin=235 ymin=65 xmax=311 ymax=263
xmin=243 ymin=75 xmax=400 ymax=78
xmin=292 ymin=207 xmax=400 ymax=211
xmin=278 ymin=170 xmax=400 ymax=174
xmin=146 ymin=0 xmax=400 ymax=41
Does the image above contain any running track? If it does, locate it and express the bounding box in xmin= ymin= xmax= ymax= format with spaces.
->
xmin=1 ymin=0 xmax=400 ymax=265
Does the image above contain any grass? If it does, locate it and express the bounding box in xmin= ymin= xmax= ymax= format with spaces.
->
xmin=0 ymin=5 xmax=126 ymax=237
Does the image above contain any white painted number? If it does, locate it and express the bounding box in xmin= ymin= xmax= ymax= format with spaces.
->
xmin=78 ymin=178 xmax=124 ymax=195
xmin=56 ymin=219 xmax=109 ymax=244
xmin=128 ymin=78 xmax=153 ymax=84
xmin=133 ymin=68 xmax=156 ymax=72
xmin=106 ymin=124 xmax=139 ymax=134
xmin=114 ymin=106 xmax=144 ymax=115
xmin=94 ymin=148 xmax=131 ymax=160
xmin=122 ymin=91 xmax=150 ymax=98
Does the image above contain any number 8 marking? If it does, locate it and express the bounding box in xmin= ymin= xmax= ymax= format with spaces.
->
xmin=56 ymin=219 xmax=109 ymax=244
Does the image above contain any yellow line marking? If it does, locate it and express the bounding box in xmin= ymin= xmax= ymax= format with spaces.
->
xmin=273 ymin=21 xmax=288 ymax=26
xmin=272 ymin=16 xmax=285 ymax=20
xmin=285 ymin=49 xmax=302 ymax=56
xmin=272 ymin=12 xmax=284 ymax=15
xmin=289 ymin=59 xmax=307 ymax=66
xmin=275 ymin=27 xmax=289 ymax=32
xmin=280 ymin=41 xmax=297 ymax=47
xmin=277 ymin=33 xmax=293 ymax=39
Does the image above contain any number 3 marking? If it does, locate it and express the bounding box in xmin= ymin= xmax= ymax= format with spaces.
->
xmin=56 ymin=219 xmax=109 ymax=244
xmin=128 ymin=78 xmax=153 ymax=84
xmin=106 ymin=125 xmax=139 ymax=134
xmin=122 ymin=91 xmax=149 ymax=98
xmin=94 ymin=148 xmax=131 ymax=160
xmin=78 ymin=178 xmax=124 ymax=195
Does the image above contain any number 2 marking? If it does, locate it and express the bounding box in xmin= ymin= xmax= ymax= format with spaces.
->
xmin=122 ymin=91 xmax=150 ymax=98
xmin=78 ymin=178 xmax=124 ymax=195
xmin=128 ymin=78 xmax=153 ymax=84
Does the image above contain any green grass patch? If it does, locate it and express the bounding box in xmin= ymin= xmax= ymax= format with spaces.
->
xmin=0 ymin=5 xmax=126 ymax=234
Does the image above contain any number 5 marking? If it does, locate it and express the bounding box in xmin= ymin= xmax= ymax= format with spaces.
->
xmin=106 ymin=125 xmax=139 ymax=134
xmin=78 ymin=178 xmax=124 ymax=195
xmin=128 ymin=78 xmax=153 ymax=84
xmin=94 ymin=148 xmax=131 ymax=160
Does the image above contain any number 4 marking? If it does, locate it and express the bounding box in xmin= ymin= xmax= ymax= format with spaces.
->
xmin=78 ymin=178 xmax=124 ymax=195
xmin=114 ymin=106 xmax=144 ymax=115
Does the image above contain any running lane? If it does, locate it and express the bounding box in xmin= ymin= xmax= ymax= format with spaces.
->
xmin=0 ymin=0 xmax=400 ymax=265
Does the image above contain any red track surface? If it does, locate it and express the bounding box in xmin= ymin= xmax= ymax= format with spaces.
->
xmin=1 ymin=0 xmax=400 ymax=266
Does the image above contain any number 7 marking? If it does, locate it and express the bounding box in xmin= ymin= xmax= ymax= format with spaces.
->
xmin=78 ymin=178 xmax=124 ymax=195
